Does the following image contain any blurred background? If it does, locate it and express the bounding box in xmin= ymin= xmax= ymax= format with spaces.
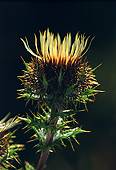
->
xmin=0 ymin=1 xmax=116 ymax=170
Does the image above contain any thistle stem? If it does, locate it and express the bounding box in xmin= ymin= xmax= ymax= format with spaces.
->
xmin=36 ymin=149 xmax=50 ymax=170
xmin=36 ymin=116 xmax=58 ymax=170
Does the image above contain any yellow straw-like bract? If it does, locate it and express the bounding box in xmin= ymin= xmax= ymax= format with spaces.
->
xmin=21 ymin=29 xmax=93 ymax=65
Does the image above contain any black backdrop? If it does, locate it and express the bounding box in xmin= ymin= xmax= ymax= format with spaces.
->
xmin=0 ymin=1 xmax=116 ymax=170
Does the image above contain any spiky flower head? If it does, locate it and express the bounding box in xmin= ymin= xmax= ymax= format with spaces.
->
xmin=0 ymin=114 xmax=24 ymax=169
xmin=18 ymin=29 xmax=100 ymax=111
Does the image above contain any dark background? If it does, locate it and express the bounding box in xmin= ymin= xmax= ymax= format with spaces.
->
xmin=0 ymin=1 xmax=116 ymax=170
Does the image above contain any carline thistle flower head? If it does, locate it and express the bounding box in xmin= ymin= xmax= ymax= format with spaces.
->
xmin=18 ymin=29 xmax=100 ymax=110
xmin=0 ymin=114 xmax=24 ymax=169
xmin=0 ymin=115 xmax=19 ymax=156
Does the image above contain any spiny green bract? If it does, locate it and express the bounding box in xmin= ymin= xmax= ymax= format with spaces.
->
xmin=19 ymin=105 xmax=88 ymax=153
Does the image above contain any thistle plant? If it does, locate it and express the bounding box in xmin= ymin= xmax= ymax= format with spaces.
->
xmin=0 ymin=114 xmax=24 ymax=169
xmin=17 ymin=29 xmax=101 ymax=170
